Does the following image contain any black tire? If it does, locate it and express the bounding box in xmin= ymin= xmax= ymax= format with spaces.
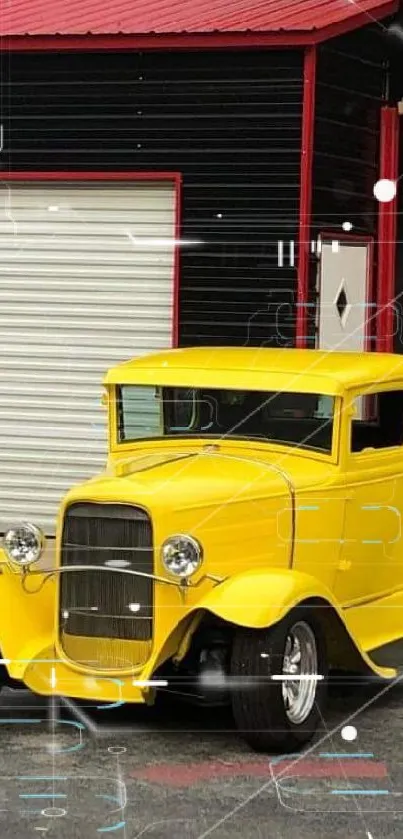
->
xmin=230 ymin=607 xmax=328 ymax=753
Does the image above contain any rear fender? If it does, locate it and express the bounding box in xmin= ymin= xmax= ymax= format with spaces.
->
xmin=185 ymin=569 xmax=395 ymax=680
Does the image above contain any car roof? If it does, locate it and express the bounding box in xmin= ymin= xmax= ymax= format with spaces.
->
xmin=105 ymin=347 xmax=403 ymax=395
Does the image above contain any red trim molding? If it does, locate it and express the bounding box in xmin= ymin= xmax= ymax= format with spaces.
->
xmin=0 ymin=171 xmax=180 ymax=182
xmin=0 ymin=4 xmax=398 ymax=51
xmin=0 ymin=169 xmax=182 ymax=350
xmin=0 ymin=33 xmax=310 ymax=50
xmin=172 ymin=176 xmax=182 ymax=348
xmin=376 ymin=107 xmax=399 ymax=353
xmin=296 ymin=46 xmax=316 ymax=349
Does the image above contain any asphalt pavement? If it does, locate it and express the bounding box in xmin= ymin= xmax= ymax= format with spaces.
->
xmin=0 ymin=676 xmax=402 ymax=838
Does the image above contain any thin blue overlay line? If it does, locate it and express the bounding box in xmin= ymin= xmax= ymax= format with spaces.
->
xmin=18 ymin=776 xmax=68 ymax=781
xmin=98 ymin=821 xmax=126 ymax=833
xmin=319 ymin=753 xmax=374 ymax=759
xmin=19 ymin=794 xmax=67 ymax=799
xmin=331 ymin=790 xmax=390 ymax=796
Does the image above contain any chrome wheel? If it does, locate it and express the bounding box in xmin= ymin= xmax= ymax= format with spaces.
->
xmin=282 ymin=621 xmax=318 ymax=725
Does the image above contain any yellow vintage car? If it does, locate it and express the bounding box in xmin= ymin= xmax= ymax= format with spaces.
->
xmin=2 ymin=346 xmax=403 ymax=752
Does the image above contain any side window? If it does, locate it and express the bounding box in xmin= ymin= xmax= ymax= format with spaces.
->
xmin=350 ymin=390 xmax=403 ymax=453
xmin=118 ymin=386 xmax=162 ymax=441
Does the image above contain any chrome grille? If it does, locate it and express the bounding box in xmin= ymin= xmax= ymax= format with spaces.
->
xmin=60 ymin=503 xmax=153 ymax=658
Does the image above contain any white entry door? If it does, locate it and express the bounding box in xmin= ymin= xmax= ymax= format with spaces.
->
xmin=317 ymin=239 xmax=371 ymax=352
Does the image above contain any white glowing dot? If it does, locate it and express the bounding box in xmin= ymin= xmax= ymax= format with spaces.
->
xmin=199 ymin=668 xmax=226 ymax=688
xmin=128 ymin=602 xmax=141 ymax=612
xmin=46 ymin=740 xmax=61 ymax=753
xmin=42 ymin=807 xmax=66 ymax=818
xmin=105 ymin=559 xmax=131 ymax=568
xmin=342 ymin=221 xmax=353 ymax=232
xmin=48 ymin=205 xmax=59 ymax=212
xmin=216 ymin=213 xmax=223 ymax=219
xmin=373 ymin=179 xmax=396 ymax=203
xmin=341 ymin=725 xmax=357 ymax=741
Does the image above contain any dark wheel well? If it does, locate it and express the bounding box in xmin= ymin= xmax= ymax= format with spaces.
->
xmin=186 ymin=599 xmax=370 ymax=676
xmin=296 ymin=597 xmax=373 ymax=675
xmin=0 ymin=655 xmax=24 ymax=689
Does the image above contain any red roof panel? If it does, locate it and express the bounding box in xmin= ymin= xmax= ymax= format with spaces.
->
xmin=0 ymin=0 xmax=397 ymax=36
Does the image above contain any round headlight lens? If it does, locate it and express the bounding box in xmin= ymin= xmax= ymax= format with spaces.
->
xmin=161 ymin=534 xmax=203 ymax=578
xmin=2 ymin=523 xmax=45 ymax=567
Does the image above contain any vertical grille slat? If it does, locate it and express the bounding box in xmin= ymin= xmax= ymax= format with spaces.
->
xmin=59 ymin=502 xmax=153 ymax=669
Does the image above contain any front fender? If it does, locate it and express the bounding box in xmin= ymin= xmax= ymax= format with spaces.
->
xmin=188 ymin=568 xmax=395 ymax=680
xmin=0 ymin=554 xmax=55 ymax=680
xmin=196 ymin=568 xmax=332 ymax=629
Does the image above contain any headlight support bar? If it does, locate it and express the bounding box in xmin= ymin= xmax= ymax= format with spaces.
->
xmin=14 ymin=563 xmax=224 ymax=597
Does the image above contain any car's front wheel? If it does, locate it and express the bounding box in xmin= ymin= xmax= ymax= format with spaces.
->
xmin=230 ymin=607 xmax=327 ymax=752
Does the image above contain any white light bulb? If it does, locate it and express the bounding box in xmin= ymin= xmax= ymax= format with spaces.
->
xmin=341 ymin=725 xmax=357 ymax=742
xmin=373 ymin=179 xmax=396 ymax=203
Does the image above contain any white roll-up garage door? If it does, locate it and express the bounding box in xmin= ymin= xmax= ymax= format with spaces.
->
xmin=0 ymin=179 xmax=177 ymax=534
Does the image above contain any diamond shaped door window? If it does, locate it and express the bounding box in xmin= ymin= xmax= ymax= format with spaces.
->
xmin=336 ymin=287 xmax=348 ymax=319
xmin=334 ymin=281 xmax=351 ymax=327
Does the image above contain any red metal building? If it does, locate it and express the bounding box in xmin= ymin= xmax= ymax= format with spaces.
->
xmin=0 ymin=0 xmax=401 ymax=530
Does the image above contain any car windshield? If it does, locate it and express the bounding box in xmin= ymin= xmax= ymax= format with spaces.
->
xmin=117 ymin=386 xmax=335 ymax=454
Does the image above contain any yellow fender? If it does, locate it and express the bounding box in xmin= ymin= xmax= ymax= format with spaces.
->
xmin=187 ymin=568 xmax=396 ymax=680
xmin=0 ymin=563 xmax=55 ymax=680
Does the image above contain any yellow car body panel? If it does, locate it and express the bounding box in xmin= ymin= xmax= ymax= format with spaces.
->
xmin=0 ymin=550 xmax=395 ymax=694
xmin=2 ymin=347 xmax=403 ymax=702
xmin=185 ymin=567 xmax=397 ymax=680
xmin=104 ymin=346 xmax=403 ymax=394
xmin=0 ymin=558 xmax=56 ymax=680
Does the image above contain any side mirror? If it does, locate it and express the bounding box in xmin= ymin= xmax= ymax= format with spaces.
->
xmin=101 ymin=391 xmax=108 ymax=409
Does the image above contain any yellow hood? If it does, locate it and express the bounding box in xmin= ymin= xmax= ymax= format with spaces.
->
xmin=61 ymin=445 xmax=296 ymax=576
xmin=70 ymin=445 xmax=293 ymax=514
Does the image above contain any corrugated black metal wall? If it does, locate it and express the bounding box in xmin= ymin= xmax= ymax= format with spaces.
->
xmin=0 ymin=49 xmax=304 ymax=347
xmin=313 ymin=27 xmax=386 ymax=234
xmin=309 ymin=25 xmax=387 ymax=347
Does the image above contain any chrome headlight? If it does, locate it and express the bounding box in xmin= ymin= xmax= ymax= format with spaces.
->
xmin=2 ymin=523 xmax=46 ymax=568
xmin=161 ymin=534 xmax=203 ymax=578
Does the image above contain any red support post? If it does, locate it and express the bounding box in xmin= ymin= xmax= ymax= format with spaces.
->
xmin=296 ymin=46 xmax=316 ymax=348
xmin=376 ymin=106 xmax=399 ymax=352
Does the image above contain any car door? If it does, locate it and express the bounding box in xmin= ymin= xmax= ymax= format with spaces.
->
xmin=333 ymin=385 xmax=403 ymax=606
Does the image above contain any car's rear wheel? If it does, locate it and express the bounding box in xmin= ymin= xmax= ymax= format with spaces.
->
xmin=230 ymin=607 xmax=327 ymax=752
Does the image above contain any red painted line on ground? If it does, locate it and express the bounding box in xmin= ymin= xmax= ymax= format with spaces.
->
xmin=130 ymin=759 xmax=387 ymax=787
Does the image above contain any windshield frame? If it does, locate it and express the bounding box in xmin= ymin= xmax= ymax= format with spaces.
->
xmin=110 ymin=384 xmax=342 ymax=464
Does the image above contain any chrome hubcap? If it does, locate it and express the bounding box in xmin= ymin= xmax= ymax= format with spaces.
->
xmin=282 ymin=621 xmax=318 ymax=725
